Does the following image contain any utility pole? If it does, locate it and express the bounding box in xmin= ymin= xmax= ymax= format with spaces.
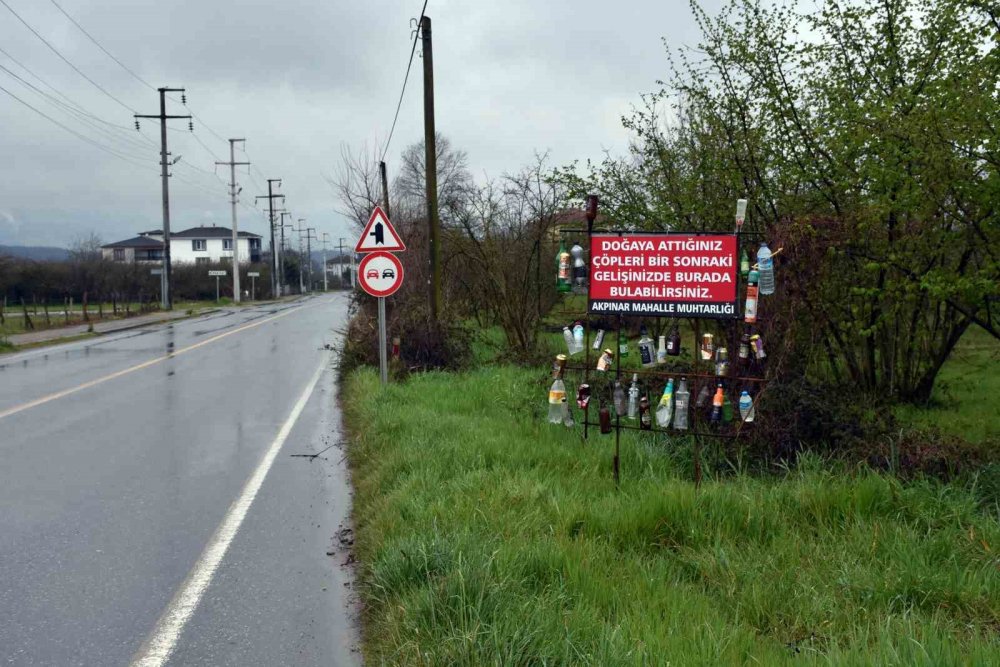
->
xmin=306 ymin=227 xmax=317 ymax=292
xmin=216 ymin=139 xmax=249 ymax=302
xmin=379 ymin=160 xmax=392 ymax=221
xmin=255 ymin=179 xmax=284 ymax=298
xmin=321 ymin=232 xmax=330 ymax=292
xmin=135 ymin=87 xmax=190 ymax=310
xmin=295 ymin=219 xmax=307 ymax=294
xmin=279 ymin=211 xmax=292 ymax=295
xmin=337 ymin=237 xmax=346 ymax=288
xmin=421 ymin=17 xmax=442 ymax=323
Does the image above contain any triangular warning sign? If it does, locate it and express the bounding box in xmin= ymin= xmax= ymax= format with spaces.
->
xmin=355 ymin=206 xmax=405 ymax=253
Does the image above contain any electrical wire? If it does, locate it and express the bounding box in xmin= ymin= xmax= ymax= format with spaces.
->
xmin=0 ymin=0 xmax=136 ymax=112
xmin=0 ymin=62 xmax=151 ymax=156
xmin=380 ymin=0 xmax=428 ymax=163
xmin=46 ymin=0 xmax=156 ymax=92
xmin=0 ymin=82 xmax=155 ymax=170
xmin=0 ymin=45 xmax=155 ymax=146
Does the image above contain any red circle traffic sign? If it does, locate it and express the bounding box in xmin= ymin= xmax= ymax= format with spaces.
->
xmin=358 ymin=251 xmax=404 ymax=297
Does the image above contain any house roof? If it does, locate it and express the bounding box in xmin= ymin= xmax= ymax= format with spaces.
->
xmin=173 ymin=226 xmax=262 ymax=239
xmin=138 ymin=229 xmax=163 ymax=236
xmin=102 ymin=236 xmax=164 ymax=249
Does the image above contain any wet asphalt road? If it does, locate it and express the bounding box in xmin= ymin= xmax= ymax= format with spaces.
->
xmin=0 ymin=295 xmax=360 ymax=666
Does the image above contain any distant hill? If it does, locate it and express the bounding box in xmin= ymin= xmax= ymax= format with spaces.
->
xmin=0 ymin=245 xmax=71 ymax=261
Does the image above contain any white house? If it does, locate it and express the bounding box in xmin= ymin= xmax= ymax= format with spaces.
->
xmin=102 ymin=226 xmax=262 ymax=265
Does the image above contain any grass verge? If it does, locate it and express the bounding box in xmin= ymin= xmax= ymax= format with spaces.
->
xmin=343 ymin=365 xmax=999 ymax=666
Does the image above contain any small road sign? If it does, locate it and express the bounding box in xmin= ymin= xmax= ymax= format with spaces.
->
xmin=355 ymin=206 xmax=405 ymax=253
xmin=150 ymin=268 xmax=163 ymax=276
xmin=358 ymin=251 xmax=404 ymax=297
xmin=247 ymin=272 xmax=260 ymax=277
xmin=208 ymin=270 xmax=227 ymax=276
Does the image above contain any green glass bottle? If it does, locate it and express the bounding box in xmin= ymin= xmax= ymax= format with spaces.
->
xmin=618 ymin=328 xmax=629 ymax=357
xmin=556 ymin=240 xmax=571 ymax=293
xmin=740 ymin=249 xmax=750 ymax=280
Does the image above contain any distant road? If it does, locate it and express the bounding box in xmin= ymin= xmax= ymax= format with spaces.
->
xmin=0 ymin=295 xmax=359 ymax=666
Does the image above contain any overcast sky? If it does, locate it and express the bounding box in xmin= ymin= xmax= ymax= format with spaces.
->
xmin=0 ymin=0 xmax=720 ymax=248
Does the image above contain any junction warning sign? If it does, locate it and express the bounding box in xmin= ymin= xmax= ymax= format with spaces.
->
xmin=588 ymin=233 xmax=739 ymax=318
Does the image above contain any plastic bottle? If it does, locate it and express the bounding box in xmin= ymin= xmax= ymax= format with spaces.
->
xmin=744 ymin=269 xmax=759 ymax=324
xmin=562 ymin=326 xmax=575 ymax=354
xmin=613 ymin=381 xmax=626 ymax=417
xmin=740 ymin=249 xmax=750 ymax=279
xmin=561 ymin=396 xmax=574 ymax=427
xmin=739 ymin=390 xmax=755 ymax=422
xmin=673 ymin=377 xmax=690 ymax=430
xmin=548 ymin=375 xmax=566 ymax=424
xmin=667 ymin=326 xmax=681 ymax=356
xmin=656 ymin=335 xmax=667 ymax=364
xmin=618 ymin=328 xmax=629 ymax=358
xmin=638 ymin=326 xmax=656 ymax=367
xmin=696 ymin=383 xmax=711 ymax=409
xmin=656 ymin=378 xmax=675 ymax=428
xmin=710 ymin=386 xmax=724 ymax=423
xmin=627 ymin=373 xmax=640 ymax=420
xmin=715 ymin=347 xmax=729 ymax=377
xmin=570 ymin=243 xmax=587 ymax=293
xmin=556 ymin=240 xmax=571 ymax=293
xmin=592 ymin=329 xmax=605 ymax=350
xmin=757 ymin=242 xmax=775 ymax=295
xmin=572 ymin=321 xmax=585 ymax=354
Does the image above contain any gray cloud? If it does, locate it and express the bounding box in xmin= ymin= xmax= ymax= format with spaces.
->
xmin=0 ymin=0 xmax=720 ymax=248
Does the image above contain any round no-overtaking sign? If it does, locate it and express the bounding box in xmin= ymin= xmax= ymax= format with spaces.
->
xmin=358 ymin=251 xmax=404 ymax=298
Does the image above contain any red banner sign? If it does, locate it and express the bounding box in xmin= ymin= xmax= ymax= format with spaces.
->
xmin=588 ymin=233 xmax=738 ymax=318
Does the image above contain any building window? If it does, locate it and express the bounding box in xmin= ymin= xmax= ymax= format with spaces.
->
xmin=192 ymin=239 xmax=206 ymax=251
xmin=195 ymin=257 xmax=210 ymax=265
xmin=113 ymin=248 xmax=125 ymax=261
xmin=223 ymin=238 xmax=233 ymax=251
xmin=249 ymin=238 xmax=261 ymax=250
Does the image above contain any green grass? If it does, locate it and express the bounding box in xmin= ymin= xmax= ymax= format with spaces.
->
xmin=897 ymin=327 xmax=1000 ymax=444
xmin=343 ymin=366 xmax=1000 ymax=666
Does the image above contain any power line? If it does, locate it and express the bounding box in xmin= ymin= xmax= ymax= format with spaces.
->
xmin=0 ymin=0 xmax=135 ymax=113
xmin=0 ymin=82 xmax=154 ymax=169
xmin=0 ymin=45 xmax=155 ymax=146
xmin=0 ymin=61 xmax=151 ymax=155
xmin=380 ymin=0 xmax=428 ymax=163
xmin=46 ymin=0 xmax=156 ymax=92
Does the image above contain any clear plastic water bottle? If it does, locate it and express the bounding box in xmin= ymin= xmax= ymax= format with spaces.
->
xmin=757 ymin=242 xmax=775 ymax=295
xmin=548 ymin=377 xmax=566 ymax=424
xmin=656 ymin=378 xmax=674 ymax=428
xmin=613 ymin=381 xmax=626 ymax=417
xmin=673 ymin=377 xmax=689 ymax=430
xmin=627 ymin=373 xmax=640 ymax=420
xmin=572 ymin=322 xmax=585 ymax=354
xmin=563 ymin=326 xmax=575 ymax=355
xmin=739 ymin=390 xmax=755 ymax=422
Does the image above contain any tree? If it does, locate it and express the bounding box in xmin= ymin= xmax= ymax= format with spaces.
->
xmin=560 ymin=0 xmax=999 ymax=402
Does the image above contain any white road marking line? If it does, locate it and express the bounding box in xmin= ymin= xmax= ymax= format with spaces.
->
xmin=129 ymin=354 xmax=328 ymax=667
xmin=0 ymin=305 xmax=306 ymax=422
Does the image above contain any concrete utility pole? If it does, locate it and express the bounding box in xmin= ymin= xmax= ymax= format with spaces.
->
xmin=135 ymin=87 xmax=190 ymax=310
xmin=255 ymin=179 xmax=284 ymax=298
xmin=306 ymin=227 xmax=317 ymax=292
xmin=279 ymin=211 xmax=292 ymax=295
xmin=216 ymin=139 xmax=249 ymax=302
xmin=295 ymin=219 xmax=307 ymax=294
xmin=337 ymin=237 xmax=346 ymax=288
xmin=321 ymin=232 xmax=330 ymax=292
xmin=421 ymin=17 xmax=442 ymax=323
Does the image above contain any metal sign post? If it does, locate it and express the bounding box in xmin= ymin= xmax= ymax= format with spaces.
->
xmin=208 ymin=270 xmax=227 ymax=302
xmin=248 ymin=271 xmax=259 ymax=301
xmin=356 ymin=210 xmax=406 ymax=386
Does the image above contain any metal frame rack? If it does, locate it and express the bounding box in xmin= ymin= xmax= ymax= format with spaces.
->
xmin=554 ymin=220 xmax=769 ymax=487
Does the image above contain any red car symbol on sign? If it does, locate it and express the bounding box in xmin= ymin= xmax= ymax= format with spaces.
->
xmin=366 ymin=269 xmax=379 ymax=279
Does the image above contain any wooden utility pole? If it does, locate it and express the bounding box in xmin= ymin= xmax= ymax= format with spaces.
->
xmin=420 ymin=16 xmax=441 ymax=322
xmin=216 ymin=139 xmax=249 ymax=302
xmin=135 ymin=87 xmax=190 ymax=310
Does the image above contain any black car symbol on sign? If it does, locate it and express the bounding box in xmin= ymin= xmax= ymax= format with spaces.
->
xmin=382 ymin=268 xmax=395 ymax=279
